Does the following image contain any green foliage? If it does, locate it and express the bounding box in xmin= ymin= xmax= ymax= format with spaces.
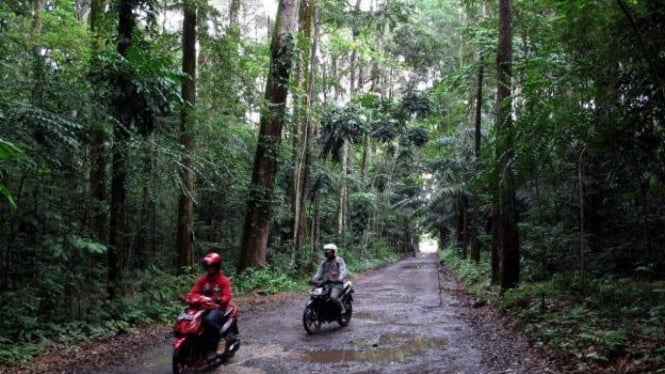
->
xmin=407 ymin=127 xmax=429 ymax=147
xmin=0 ymin=138 xmax=22 ymax=208
xmin=344 ymin=239 xmax=400 ymax=273
xmin=349 ymin=192 xmax=376 ymax=240
xmin=443 ymin=238 xmax=665 ymax=371
xmin=494 ymin=277 xmax=665 ymax=371
xmin=0 ymin=138 xmax=22 ymax=160
xmin=399 ymin=90 xmax=433 ymax=119
xmin=0 ymin=339 xmax=41 ymax=365
xmin=231 ymin=267 xmax=303 ymax=294
xmin=370 ymin=98 xmax=403 ymax=143
xmin=0 ymin=266 xmax=186 ymax=365
xmin=439 ymin=247 xmax=490 ymax=290
xmin=320 ymin=103 xmax=369 ymax=162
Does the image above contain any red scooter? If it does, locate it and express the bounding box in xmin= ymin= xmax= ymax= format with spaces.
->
xmin=172 ymin=294 xmax=240 ymax=374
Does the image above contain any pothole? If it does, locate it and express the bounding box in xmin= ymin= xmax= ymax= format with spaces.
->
xmin=296 ymin=333 xmax=445 ymax=364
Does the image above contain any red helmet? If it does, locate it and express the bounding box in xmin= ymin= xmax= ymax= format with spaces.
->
xmin=203 ymin=252 xmax=222 ymax=270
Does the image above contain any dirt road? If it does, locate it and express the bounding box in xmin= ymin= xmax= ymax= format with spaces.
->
xmin=91 ymin=253 xmax=555 ymax=374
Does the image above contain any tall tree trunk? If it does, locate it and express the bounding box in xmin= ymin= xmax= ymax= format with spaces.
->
xmin=176 ymin=0 xmax=197 ymax=274
xmin=290 ymin=0 xmax=312 ymax=266
xmin=336 ymin=0 xmax=363 ymax=241
xmin=306 ymin=3 xmax=322 ymax=272
xmin=108 ymin=0 xmax=135 ymax=299
xmin=360 ymin=133 xmax=370 ymax=186
xmin=497 ymin=0 xmax=519 ymax=290
xmin=310 ymin=190 xmax=321 ymax=273
xmin=578 ymin=147 xmax=586 ymax=296
xmin=474 ymin=54 xmax=484 ymax=157
xmin=226 ymin=0 xmax=243 ymax=118
xmin=229 ymin=0 xmax=241 ymax=29
xmin=470 ymin=53 xmax=484 ymax=263
xmin=337 ymin=142 xmax=348 ymax=237
xmin=136 ymin=143 xmax=154 ymax=268
xmin=360 ymin=1 xmax=382 ymax=188
xmin=88 ymin=0 xmax=107 ymax=243
xmin=293 ymin=0 xmax=319 ymax=269
xmin=490 ymin=202 xmax=500 ymax=284
xmin=456 ymin=196 xmax=467 ymax=258
xmin=239 ymin=0 xmax=298 ymax=272
xmin=31 ymin=0 xmax=44 ymax=106
xmin=349 ymin=0 xmax=362 ymax=94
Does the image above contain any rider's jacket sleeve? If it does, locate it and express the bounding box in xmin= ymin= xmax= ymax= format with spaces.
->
xmin=186 ymin=275 xmax=205 ymax=297
xmin=216 ymin=273 xmax=232 ymax=308
xmin=336 ymin=257 xmax=347 ymax=281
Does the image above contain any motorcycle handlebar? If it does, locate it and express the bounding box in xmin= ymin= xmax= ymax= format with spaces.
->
xmin=177 ymin=294 xmax=218 ymax=309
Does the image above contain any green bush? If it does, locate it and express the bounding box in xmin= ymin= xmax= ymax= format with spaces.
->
xmin=230 ymin=267 xmax=303 ymax=294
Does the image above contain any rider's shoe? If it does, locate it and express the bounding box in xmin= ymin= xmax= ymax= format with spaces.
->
xmin=228 ymin=337 xmax=240 ymax=352
xmin=206 ymin=350 xmax=218 ymax=362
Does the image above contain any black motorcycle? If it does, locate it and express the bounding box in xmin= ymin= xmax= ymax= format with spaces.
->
xmin=303 ymin=280 xmax=354 ymax=334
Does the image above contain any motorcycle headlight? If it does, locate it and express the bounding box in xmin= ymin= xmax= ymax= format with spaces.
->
xmin=311 ymin=287 xmax=325 ymax=296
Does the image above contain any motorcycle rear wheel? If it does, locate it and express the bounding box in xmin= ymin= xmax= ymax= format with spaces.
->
xmin=303 ymin=306 xmax=321 ymax=334
xmin=337 ymin=300 xmax=353 ymax=326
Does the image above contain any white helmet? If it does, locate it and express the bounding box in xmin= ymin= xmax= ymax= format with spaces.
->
xmin=323 ymin=243 xmax=337 ymax=253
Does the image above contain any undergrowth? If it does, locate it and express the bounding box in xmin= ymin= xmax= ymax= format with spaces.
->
xmin=438 ymin=248 xmax=665 ymax=373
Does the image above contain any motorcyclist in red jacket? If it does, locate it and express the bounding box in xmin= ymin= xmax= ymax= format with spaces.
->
xmin=186 ymin=252 xmax=235 ymax=361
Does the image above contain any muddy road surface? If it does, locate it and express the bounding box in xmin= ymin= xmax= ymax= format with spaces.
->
xmin=96 ymin=253 xmax=555 ymax=374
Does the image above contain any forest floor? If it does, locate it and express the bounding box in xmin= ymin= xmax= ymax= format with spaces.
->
xmin=4 ymin=253 xmax=564 ymax=374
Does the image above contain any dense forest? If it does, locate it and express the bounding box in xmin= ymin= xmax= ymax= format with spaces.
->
xmin=1 ymin=0 xmax=664 ymax=372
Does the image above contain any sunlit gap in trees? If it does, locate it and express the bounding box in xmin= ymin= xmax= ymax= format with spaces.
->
xmin=418 ymin=173 xmax=437 ymax=253
xmin=419 ymin=237 xmax=438 ymax=253
xmin=157 ymin=0 xmax=276 ymax=40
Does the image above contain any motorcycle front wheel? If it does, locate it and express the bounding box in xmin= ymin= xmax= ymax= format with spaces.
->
xmin=337 ymin=300 xmax=353 ymax=326
xmin=303 ymin=306 xmax=321 ymax=334
xmin=172 ymin=341 xmax=203 ymax=374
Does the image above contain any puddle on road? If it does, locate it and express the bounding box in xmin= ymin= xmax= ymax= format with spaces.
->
xmin=216 ymin=366 xmax=267 ymax=374
xmin=362 ymin=286 xmax=397 ymax=293
xmin=352 ymin=310 xmax=377 ymax=319
xmin=371 ymin=294 xmax=415 ymax=304
xmin=298 ymin=333 xmax=445 ymax=364
xmin=400 ymin=263 xmax=426 ymax=269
